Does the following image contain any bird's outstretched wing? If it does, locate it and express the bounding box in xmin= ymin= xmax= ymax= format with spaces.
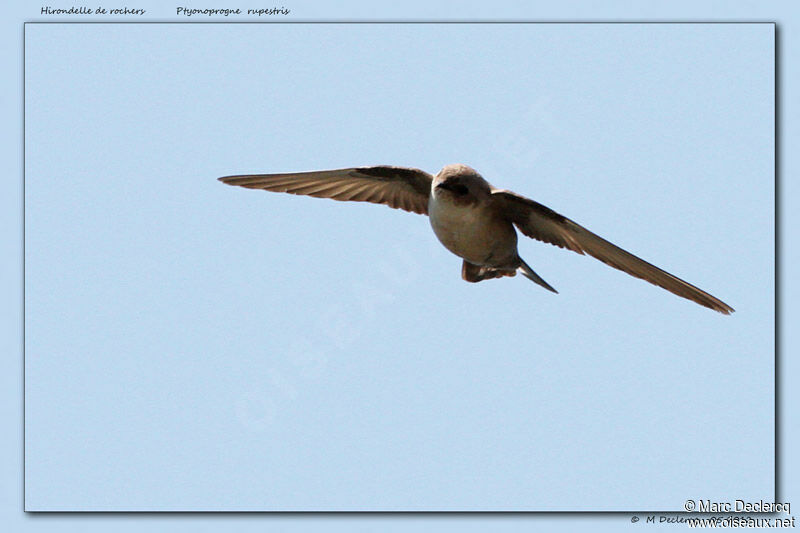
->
xmin=491 ymin=190 xmax=734 ymax=314
xmin=219 ymin=166 xmax=433 ymax=215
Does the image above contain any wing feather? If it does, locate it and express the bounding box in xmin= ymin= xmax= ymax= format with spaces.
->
xmin=492 ymin=190 xmax=734 ymax=314
xmin=219 ymin=166 xmax=433 ymax=215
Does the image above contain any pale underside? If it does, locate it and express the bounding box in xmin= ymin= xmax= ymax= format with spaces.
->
xmin=219 ymin=165 xmax=734 ymax=314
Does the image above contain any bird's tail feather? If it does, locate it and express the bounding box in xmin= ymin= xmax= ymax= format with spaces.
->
xmin=518 ymin=258 xmax=558 ymax=293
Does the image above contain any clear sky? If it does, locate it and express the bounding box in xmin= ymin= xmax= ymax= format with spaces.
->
xmin=23 ymin=21 xmax=773 ymax=511
xmin=4 ymin=1 xmax=792 ymax=530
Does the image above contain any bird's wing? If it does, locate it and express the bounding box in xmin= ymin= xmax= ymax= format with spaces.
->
xmin=218 ymin=166 xmax=433 ymax=215
xmin=491 ymin=190 xmax=734 ymax=314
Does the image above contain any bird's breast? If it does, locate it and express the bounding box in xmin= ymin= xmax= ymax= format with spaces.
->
xmin=428 ymin=195 xmax=517 ymax=266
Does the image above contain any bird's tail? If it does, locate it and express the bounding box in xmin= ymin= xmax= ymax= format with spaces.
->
xmin=518 ymin=258 xmax=558 ymax=293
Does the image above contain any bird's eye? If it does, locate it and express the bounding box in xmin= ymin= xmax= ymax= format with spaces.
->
xmin=450 ymin=184 xmax=469 ymax=195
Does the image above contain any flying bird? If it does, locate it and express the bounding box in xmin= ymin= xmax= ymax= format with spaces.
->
xmin=219 ymin=164 xmax=733 ymax=314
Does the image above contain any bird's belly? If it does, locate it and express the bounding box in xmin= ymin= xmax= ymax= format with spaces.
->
xmin=429 ymin=201 xmax=517 ymax=266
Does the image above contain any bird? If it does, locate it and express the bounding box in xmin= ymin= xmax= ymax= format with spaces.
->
xmin=218 ymin=163 xmax=734 ymax=314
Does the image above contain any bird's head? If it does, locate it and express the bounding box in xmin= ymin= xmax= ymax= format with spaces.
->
xmin=433 ymin=164 xmax=491 ymax=203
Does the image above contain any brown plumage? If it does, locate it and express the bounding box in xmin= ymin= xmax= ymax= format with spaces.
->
xmin=219 ymin=164 xmax=733 ymax=314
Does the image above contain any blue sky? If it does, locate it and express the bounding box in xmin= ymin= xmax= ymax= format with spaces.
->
xmin=23 ymin=21 xmax=772 ymax=511
xmin=3 ymin=0 xmax=795 ymax=531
